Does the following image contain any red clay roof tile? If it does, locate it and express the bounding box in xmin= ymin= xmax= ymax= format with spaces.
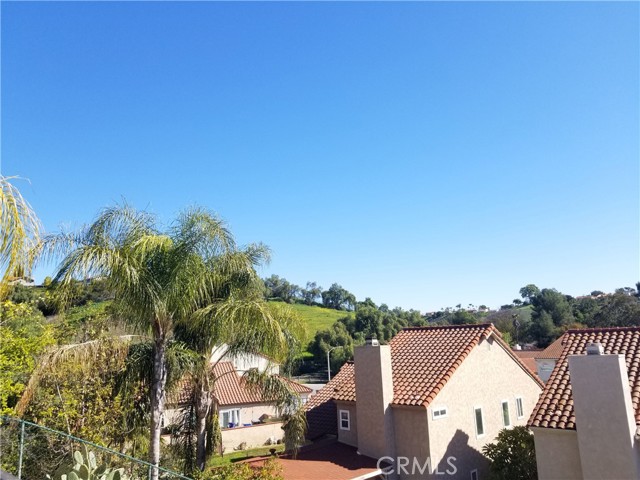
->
xmin=528 ymin=327 xmax=640 ymax=430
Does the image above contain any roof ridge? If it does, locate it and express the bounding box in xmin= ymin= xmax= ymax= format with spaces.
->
xmin=402 ymin=323 xmax=494 ymax=331
xmin=566 ymin=326 xmax=640 ymax=334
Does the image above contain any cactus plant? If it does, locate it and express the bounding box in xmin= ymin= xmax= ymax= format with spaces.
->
xmin=46 ymin=444 xmax=130 ymax=480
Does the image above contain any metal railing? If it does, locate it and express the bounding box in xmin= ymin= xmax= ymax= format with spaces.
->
xmin=0 ymin=417 xmax=191 ymax=480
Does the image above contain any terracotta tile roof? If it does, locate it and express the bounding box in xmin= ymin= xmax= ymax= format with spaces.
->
xmin=168 ymin=362 xmax=311 ymax=407
xmin=528 ymin=327 xmax=640 ymax=430
xmin=243 ymin=440 xmax=381 ymax=480
xmin=513 ymin=349 xmax=543 ymax=358
xmin=304 ymin=363 xmax=354 ymax=440
xmin=535 ymin=336 xmax=566 ymax=359
xmin=306 ymin=324 xmax=541 ymax=436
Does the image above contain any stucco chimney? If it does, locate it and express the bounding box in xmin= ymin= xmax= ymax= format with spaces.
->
xmin=568 ymin=346 xmax=640 ymax=479
xmin=354 ymin=338 xmax=395 ymax=460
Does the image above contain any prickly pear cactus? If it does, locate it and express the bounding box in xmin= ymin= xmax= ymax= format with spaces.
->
xmin=46 ymin=445 xmax=130 ymax=480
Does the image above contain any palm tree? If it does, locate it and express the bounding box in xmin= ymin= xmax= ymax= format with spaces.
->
xmin=0 ymin=176 xmax=41 ymax=298
xmin=175 ymin=300 xmax=305 ymax=470
xmin=35 ymin=204 xmax=302 ymax=479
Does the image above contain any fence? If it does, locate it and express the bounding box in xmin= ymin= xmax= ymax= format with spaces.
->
xmin=0 ymin=417 xmax=191 ymax=480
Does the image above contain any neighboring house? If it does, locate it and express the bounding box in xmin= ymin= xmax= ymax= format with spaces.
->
xmin=166 ymin=352 xmax=311 ymax=452
xmin=512 ymin=347 xmax=543 ymax=380
xmin=534 ymin=336 xmax=565 ymax=383
xmin=528 ymin=327 xmax=640 ymax=480
xmin=306 ymin=324 xmax=543 ymax=479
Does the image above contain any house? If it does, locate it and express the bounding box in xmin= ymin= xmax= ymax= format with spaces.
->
xmin=512 ymin=347 xmax=543 ymax=380
xmin=306 ymin=324 xmax=543 ymax=479
xmin=166 ymin=351 xmax=312 ymax=452
xmin=528 ymin=327 xmax=640 ymax=480
xmin=533 ymin=336 xmax=565 ymax=383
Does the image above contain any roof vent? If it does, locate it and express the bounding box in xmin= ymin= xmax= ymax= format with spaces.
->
xmin=365 ymin=336 xmax=379 ymax=346
xmin=586 ymin=342 xmax=604 ymax=355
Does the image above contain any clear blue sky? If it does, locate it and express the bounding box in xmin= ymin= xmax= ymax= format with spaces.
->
xmin=2 ymin=2 xmax=638 ymax=311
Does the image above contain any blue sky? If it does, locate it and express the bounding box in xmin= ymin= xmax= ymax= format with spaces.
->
xmin=2 ymin=2 xmax=638 ymax=311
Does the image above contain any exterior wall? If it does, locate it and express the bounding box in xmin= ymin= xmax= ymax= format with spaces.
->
xmin=219 ymin=403 xmax=279 ymax=427
xmin=210 ymin=345 xmax=279 ymax=374
xmin=535 ymin=358 xmax=557 ymax=383
xmin=391 ymin=406 xmax=431 ymax=480
xmin=427 ymin=336 xmax=542 ymax=480
xmin=221 ymin=422 xmax=284 ymax=451
xmin=354 ymin=344 xmax=396 ymax=460
xmin=532 ymin=428 xmax=582 ymax=480
xmin=336 ymin=401 xmax=358 ymax=447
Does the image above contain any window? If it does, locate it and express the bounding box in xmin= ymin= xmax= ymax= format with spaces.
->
xmin=432 ymin=406 xmax=448 ymax=420
xmin=516 ymin=397 xmax=524 ymax=419
xmin=474 ymin=407 xmax=484 ymax=437
xmin=502 ymin=401 xmax=511 ymax=427
xmin=220 ymin=408 xmax=241 ymax=429
xmin=470 ymin=469 xmax=479 ymax=480
xmin=339 ymin=409 xmax=350 ymax=430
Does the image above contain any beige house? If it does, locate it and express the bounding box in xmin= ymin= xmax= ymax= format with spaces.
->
xmin=167 ymin=352 xmax=311 ymax=452
xmin=533 ymin=336 xmax=565 ymax=383
xmin=306 ymin=324 xmax=543 ymax=479
xmin=529 ymin=327 xmax=640 ymax=480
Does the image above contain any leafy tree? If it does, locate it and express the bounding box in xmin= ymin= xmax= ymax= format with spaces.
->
xmin=589 ymin=293 xmax=640 ymax=328
xmin=531 ymin=288 xmax=574 ymax=328
xmin=0 ymin=176 xmax=41 ymax=299
xmin=449 ymin=309 xmax=477 ymax=325
xmin=482 ymin=426 xmax=537 ymax=480
xmin=519 ymin=284 xmax=540 ymax=303
xmin=528 ymin=311 xmax=557 ymax=347
xmin=35 ymin=204 xmax=293 ymax=479
xmin=0 ymin=301 xmax=55 ymax=414
xmin=263 ymin=275 xmax=300 ymax=303
xmin=590 ymin=290 xmax=604 ymax=297
xmin=321 ymin=283 xmax=356 ymax=311
xmin=300 ymin=282 xmax=322 ymax=305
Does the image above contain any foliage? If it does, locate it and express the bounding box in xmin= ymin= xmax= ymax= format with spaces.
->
xmin=482 ymin=426 xmax=537 ymax=480
xmin=519 ymin=284 xmax=540 ymax=303
xmin=0 ymin=175 xmax=41 ymax=299
xmin=0 ymin=300 xmax=55 ymax=414
xmin=47 ymin=445 xmax=130 ymax=480
xmin=198 ymin=458 xmax=283 ymax=480
xmin=321 ymin=283 xmax=356 ymax=311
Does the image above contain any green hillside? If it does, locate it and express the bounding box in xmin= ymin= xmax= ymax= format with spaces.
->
xmin=284 ymin=303 xmax=352 ymax=343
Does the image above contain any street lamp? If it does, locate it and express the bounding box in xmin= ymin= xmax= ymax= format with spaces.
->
xmin=327 ymin=346 xmax=341 ymax=382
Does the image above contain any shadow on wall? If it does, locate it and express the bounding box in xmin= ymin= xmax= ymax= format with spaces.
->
xmin=435 ymin=430 xmax=489 ymax=480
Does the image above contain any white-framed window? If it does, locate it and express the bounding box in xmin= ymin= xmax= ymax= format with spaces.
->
xmin=474 ymin=407 xmax=485 ymax=437
xmin=470 ymin=469 xmax=479 ymax=480
xmin=339 ymin=409 xmax=350 ymax=430
xmin=516 ymin=397 xmax=524 ymax=419
xmin=220 ymin=408 xmax=241 ymax=429
xmin=502 ymin=400 xmax=511 ymax=427
xmin=432 ymin=406 xmax=448 ymax=420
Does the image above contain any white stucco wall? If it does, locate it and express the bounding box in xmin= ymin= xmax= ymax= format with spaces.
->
xmin=532 ymin=428 xmax=582 ymax=480
xmin=221 ymin=422 xmax=285 ymax=451
xmin=426 ymin=336 xmax=543 ymax=480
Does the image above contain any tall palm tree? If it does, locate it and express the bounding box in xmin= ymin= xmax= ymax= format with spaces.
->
xmin=175 ymin=299 xmax=305 ymax=470
xmin=35 ymin=204 xmax=301 ymax=479
xmin=0 ymin=176 xmax=41 ymax=299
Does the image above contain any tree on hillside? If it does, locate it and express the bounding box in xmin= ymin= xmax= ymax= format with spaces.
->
xmin=321 ymin=283 xmax=356 ymax=310
xmin=263 ymin=275 xmax=300 ymax=303
xmin=301 ymin=281 xmax=322 ymax=305
xmin=33 ymin=204 xmax=301 ymax=478
xmin=0 ymin=176 xmax=41 ymax=299
xmin=449 ymin=309 xmax=477 ymax=325
xmin=519 ymin=284 xmax=540 ymax=304
xmin=531 ymin=288 xmax=574 ymax=328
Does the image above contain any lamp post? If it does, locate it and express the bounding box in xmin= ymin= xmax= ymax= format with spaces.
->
xmin=327 ymin=346 xmax=340 ymax=382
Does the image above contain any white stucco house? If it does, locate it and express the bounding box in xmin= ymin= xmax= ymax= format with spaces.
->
xmin=305 ymin=324 xmax=543 ymax=479
xmin=166 ymin=349 xmax=311 ymax=452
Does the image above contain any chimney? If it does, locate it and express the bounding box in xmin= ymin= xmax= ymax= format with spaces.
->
xmin=568 ymin=343 xmax=639 ymax=479
xmin=354 ymin=337 xmax=395 ymax=459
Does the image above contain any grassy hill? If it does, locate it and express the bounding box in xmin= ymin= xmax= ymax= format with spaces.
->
xmin=284 ymin=303 xmax=352 ymax=343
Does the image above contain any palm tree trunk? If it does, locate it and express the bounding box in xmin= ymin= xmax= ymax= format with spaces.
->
xmin=195 ymin=383 xmax=212 ymax=470
xmin=149 ymin=337 xmax=168 ymax=480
